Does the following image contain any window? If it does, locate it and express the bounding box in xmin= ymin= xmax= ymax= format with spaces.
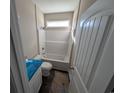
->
xmin=46 ymin=20 xmax=70 ymax=28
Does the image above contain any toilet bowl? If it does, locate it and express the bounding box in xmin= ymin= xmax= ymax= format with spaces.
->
xmin=41 ymin=62 xmax=52 ymax=76
xmin=34 ymin=55 xmax=53 ymax=76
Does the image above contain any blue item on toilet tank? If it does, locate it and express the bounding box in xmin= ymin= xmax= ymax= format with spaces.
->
xmin=25 ymin=59 xmax=43 ymax=80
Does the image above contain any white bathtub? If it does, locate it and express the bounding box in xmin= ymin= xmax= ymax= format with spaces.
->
xmin=34 ymin=53 xmax=70 ymax=71
xmin=46 ymin=53 xmax=65 ymax=61
xmin=42 ymin=53 xmax=70 ymax=71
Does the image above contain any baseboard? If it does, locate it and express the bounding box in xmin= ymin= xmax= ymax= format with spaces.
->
xmin=68 ymin=67 xmax=88 ymax=93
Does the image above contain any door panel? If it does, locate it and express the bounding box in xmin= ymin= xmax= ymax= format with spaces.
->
xmin=69 ymin=0 xmax=113 ymax=93
xmin=78 ymin=20 xmax=91 ymax=73
xmin=76 ymin=20 xmax=89 ymax=70
xmin=84 ymin=16 xmax=110 ymax=85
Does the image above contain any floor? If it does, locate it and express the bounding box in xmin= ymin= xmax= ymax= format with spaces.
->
xmin=38 ymin=69 xmax=69 ymax=93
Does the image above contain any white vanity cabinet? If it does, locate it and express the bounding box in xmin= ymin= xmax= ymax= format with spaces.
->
xmin=29 ymin=65 xmax=42 ymax=93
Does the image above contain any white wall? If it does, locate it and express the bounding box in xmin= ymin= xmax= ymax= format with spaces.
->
xmin=15 ymin=0 xmax=38 ymax=59
xmin=44 ymin=12 xmax=73 ymax=60
xmin=35 ymin=5 xmax=46 ymax=55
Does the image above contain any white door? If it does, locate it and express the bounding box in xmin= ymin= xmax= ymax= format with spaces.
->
xmin=69 ymin=0 xmax=114 ymax=93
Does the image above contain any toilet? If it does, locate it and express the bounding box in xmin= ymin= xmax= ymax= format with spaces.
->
xmin=41 ymin=62 xmax=52 ymax=76
xmin=34 ymin=55 xmax=53 ymax=76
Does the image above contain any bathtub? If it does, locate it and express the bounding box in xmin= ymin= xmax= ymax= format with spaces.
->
xmin=34 ymin=53 xmax=69 ymax=71
xmin=35 ymin=53 xmax=70 ymax=71
xmin=45 ymin=53 xmax=68 ymax=61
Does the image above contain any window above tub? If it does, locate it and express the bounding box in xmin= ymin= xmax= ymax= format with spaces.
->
xmin=46 ymin=20 xmax=70 ymax=28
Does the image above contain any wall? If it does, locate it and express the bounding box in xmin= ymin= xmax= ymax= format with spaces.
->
xmin=35 ymin=5 xmax=46 ymax=55
xmin=78 ymin=0 xmax=96 ymax=19
xmin=15 ymin=0 xmax=38 ymax=59
xmin=44 ymin=12 xmax=73 ymax=60
xmin=36 ymin=5 xmax=44 ymax=28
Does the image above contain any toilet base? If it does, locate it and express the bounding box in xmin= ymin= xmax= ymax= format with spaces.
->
xmin=41 ymin=62 xmax=52 ymax=77
xmin=42 ymin=69 xmax=50 ymax=76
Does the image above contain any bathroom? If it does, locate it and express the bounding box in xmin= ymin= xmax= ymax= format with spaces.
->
xmin=12 ymin=0 xmax=80 ymax=93
xmin=15 ymin=0 xmax=79 ymax=71
xmin=10 ymin=0 xmax=114 ymax=93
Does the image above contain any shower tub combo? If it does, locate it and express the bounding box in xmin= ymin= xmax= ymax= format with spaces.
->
xmin=36 ymin=53 xmax=70 ymax=71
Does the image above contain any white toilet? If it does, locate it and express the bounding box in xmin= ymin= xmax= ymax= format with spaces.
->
xmin=34 ymin=55 xmax=53 ymax=77
xmin=41 ymin=62 xmax=52 ymax=76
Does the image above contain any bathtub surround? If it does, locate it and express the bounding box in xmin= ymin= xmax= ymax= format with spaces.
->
xmin=44 ymin=12 xmax=73 ymax=62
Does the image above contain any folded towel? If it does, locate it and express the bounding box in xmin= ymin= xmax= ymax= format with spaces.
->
xmin=25 ymin=59 xmax=43 ymax=80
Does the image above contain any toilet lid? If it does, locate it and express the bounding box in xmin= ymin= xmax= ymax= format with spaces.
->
xmin=42 ymin=62 xmax=52 ymax=70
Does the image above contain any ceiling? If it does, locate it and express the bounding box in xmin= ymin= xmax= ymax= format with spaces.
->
xmin=34 ymin=0 xmax=79 ymax=13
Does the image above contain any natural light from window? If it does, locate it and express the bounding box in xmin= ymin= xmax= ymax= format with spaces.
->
xmin=46 ymin=20 xmax=69 ymax=28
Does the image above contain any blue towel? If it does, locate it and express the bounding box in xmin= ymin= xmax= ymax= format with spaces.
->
xmin=25 ymin=59 xmax=43 ymax=81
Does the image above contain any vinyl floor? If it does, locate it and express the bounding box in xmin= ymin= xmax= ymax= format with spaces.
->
xmin=38 ymin=69 xmax=69 ymax=93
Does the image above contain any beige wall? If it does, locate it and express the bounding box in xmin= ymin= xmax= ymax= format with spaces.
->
xmin=78 ymin=0 xmax=96 ymax=18
xmin=36 ymin=6 xmax=44 ymax=28
xmin=15 ymin=0 xmax=38 ymax=59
